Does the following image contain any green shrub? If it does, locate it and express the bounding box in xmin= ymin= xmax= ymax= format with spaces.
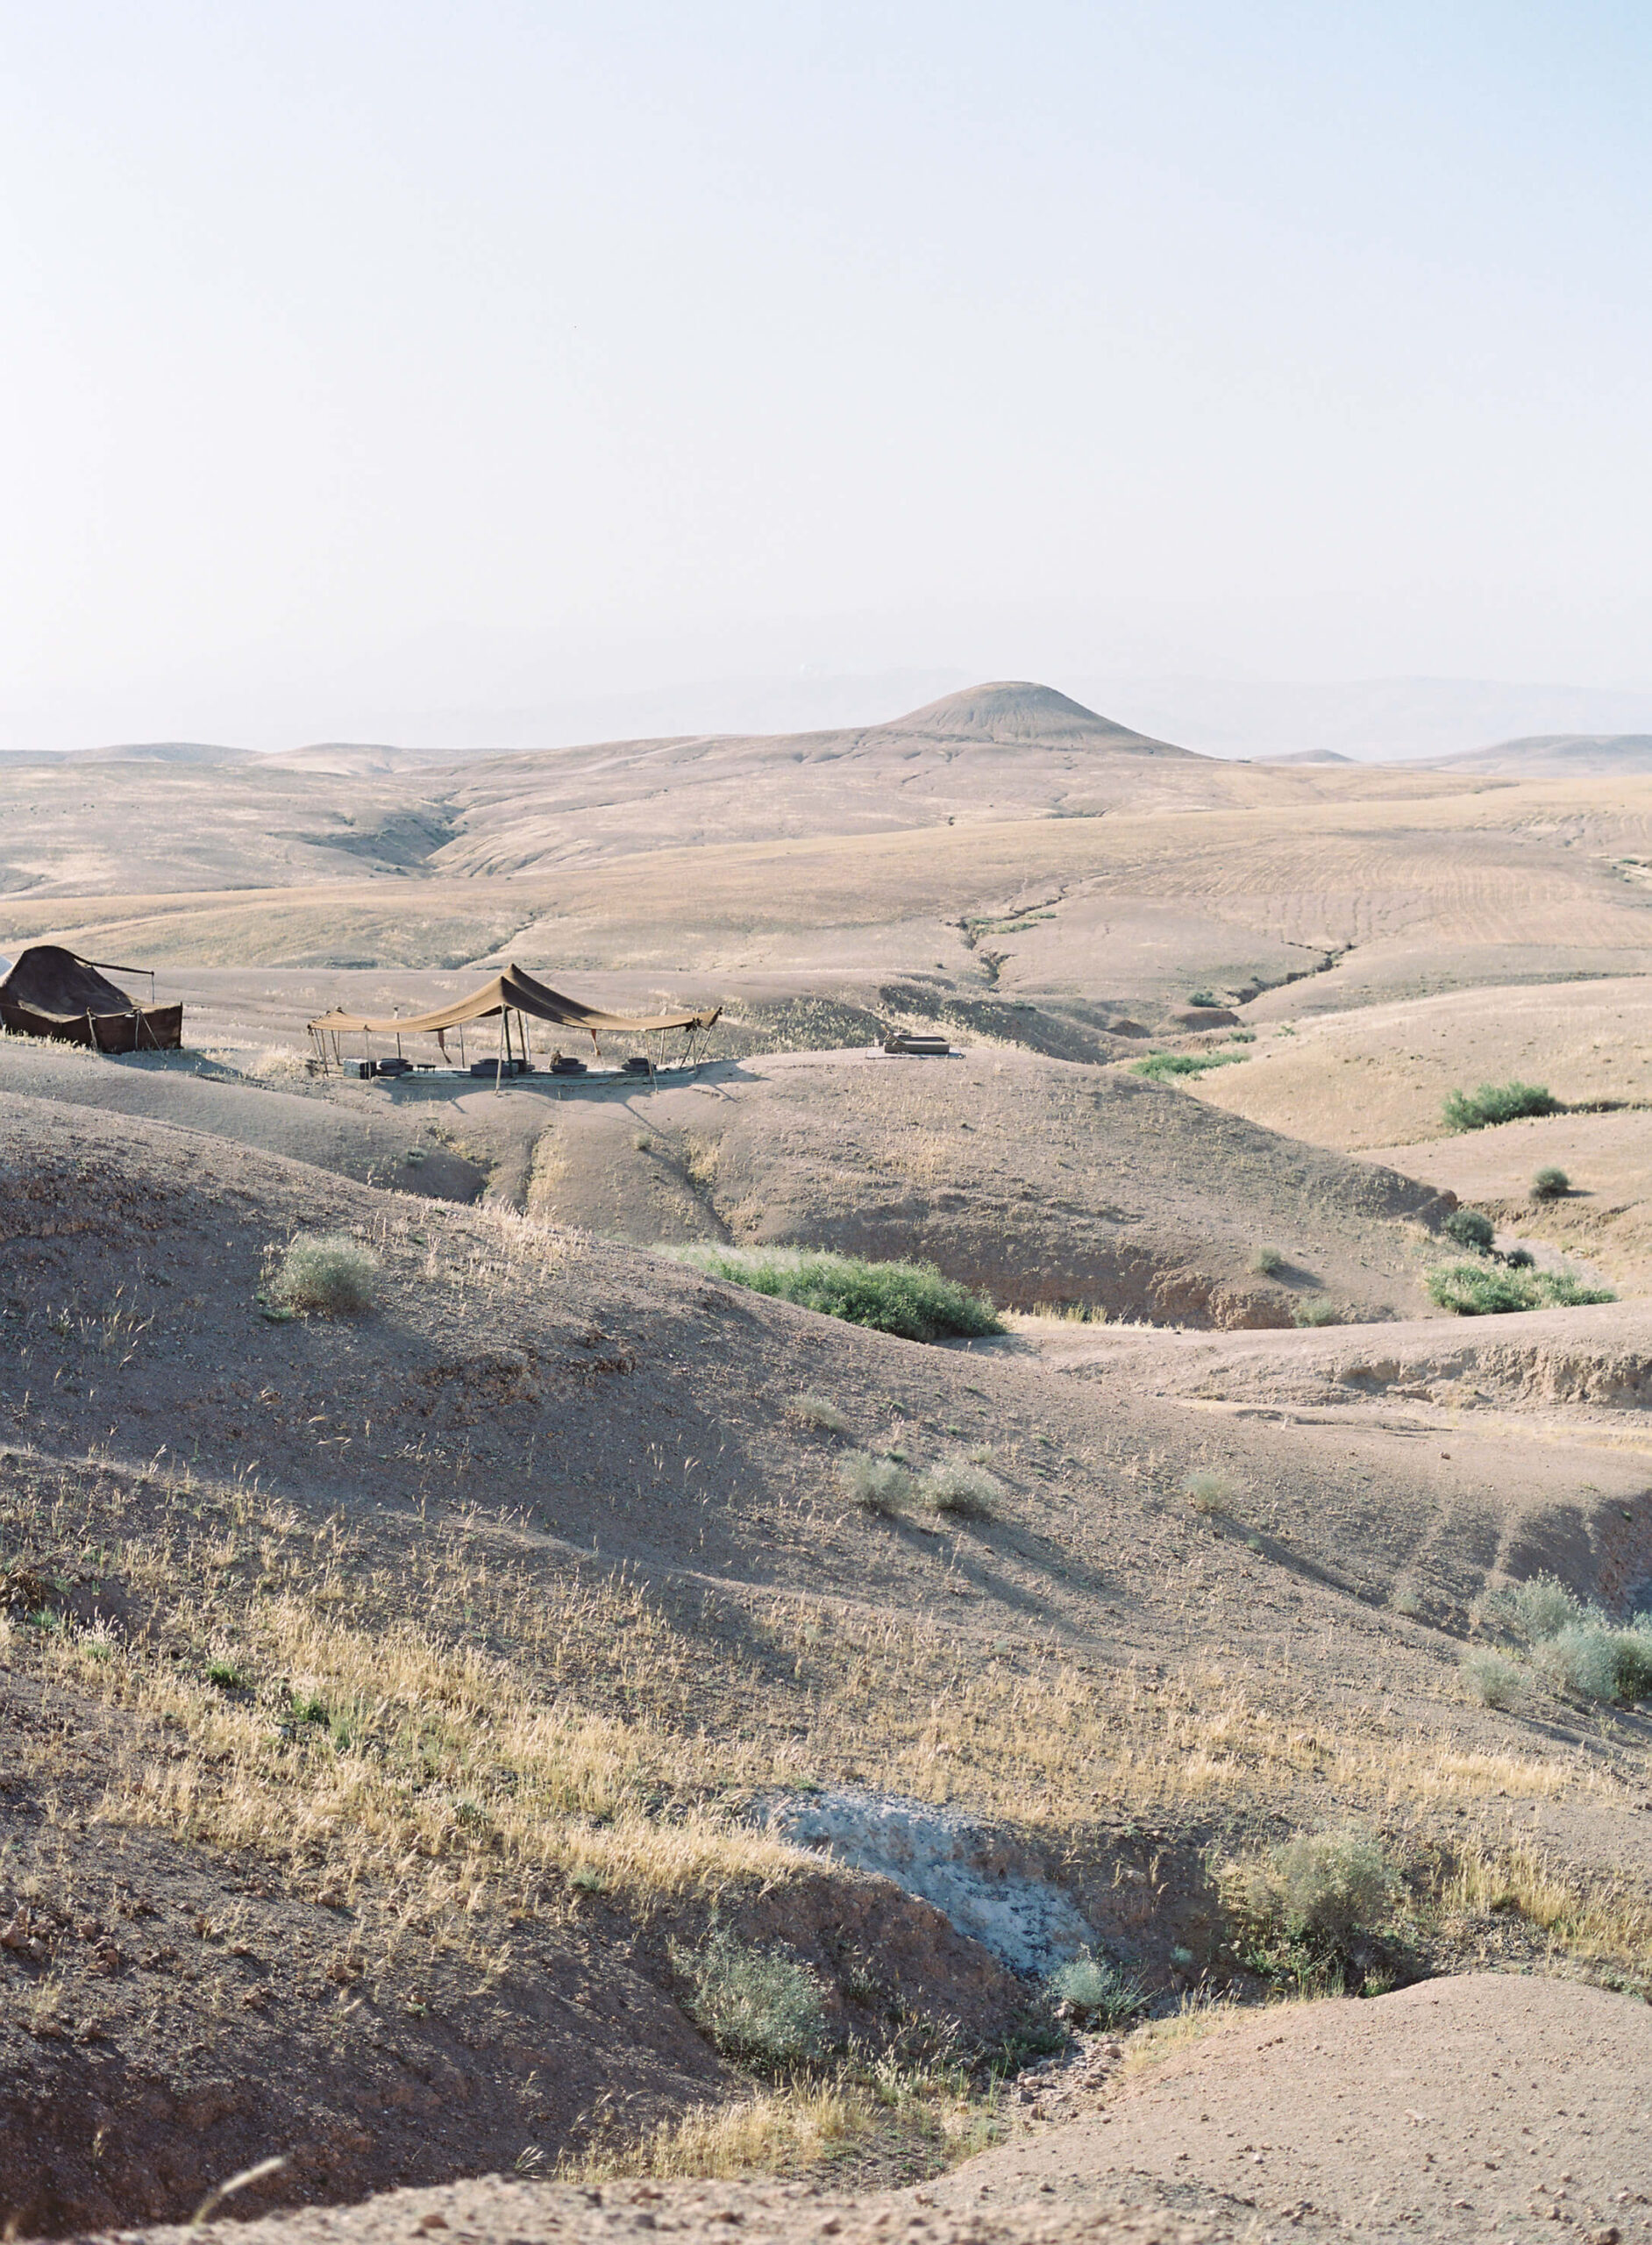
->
xmin=1427 ymin=1263 xmax=1615 ymax=1315
xmin=1045 ymin=1950 xmax=1147 ymax=2028
xmin=671 ymin=1930 xmax=827 ymax=2067
xmin=1496 ymin=1572 xmax=1583 ymax=1641
xmin=1460 ymin=1648 xmax=1522 ymax=1708
xmin=1442 ymin=1208 xmax=1496 ymax=1253
xmin=1292 ymin=1298 xmax=1342 ymax=1327
xmin=1132 ymin=1050 xmax=1250 ymax=1081
xmin=1187 ymin=989 xmax=1220 ymax=1008
xmin=1541 ymin=1273 xmax=1616 ymax=1308
xmin=1442 ymin=1081 xmax=1561 ymax=1132
xmin=837 ymin=1452 xmax=914 ymax=1515
xmin=1228 ymin=1826 xmax=1395 ymax=1946
xmin=1488 ymin=1573 xmax=1652 ymax=1704
xmin=269 ymin=1232 xmax=380 ymax=1315
xmin=1540 ymin=1621 xmax=1652 ymax=1705
xmin=1532 ymin=1166 xmax=1570 ymax=1201
xmin=920 ymin=1460 xmax=1001 ymax=1520
xmin=666 ymin=1245 xmax=1001 ymax=1341
xmin=1250 ymin=1244 xmax=1285 ymax=1277
xmin=1428 ymin=1262 xmax=1534 ymax=1315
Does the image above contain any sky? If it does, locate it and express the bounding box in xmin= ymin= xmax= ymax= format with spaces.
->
xmin=2 ymin=2 xmax=1650 ymax=752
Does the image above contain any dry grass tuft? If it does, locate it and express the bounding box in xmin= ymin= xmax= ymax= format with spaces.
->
xmin=1183 ymin=1466 xmax=1240 ymax=1516
xmin=566 ymin=2081 xmax=870 ymax=2181
xmin=1119 ymin=1992 xmax=1251 ymax=2079
xmin=1442 ymin=1840 xmax=1652 ymax=1967
xmin=920 ymin=1461 xmax=1001 ymax=1520
xmin=268 ymin=1232 xmax=380 ymax=1315
xmin=788 ymin=1394 xmax=851 ymax=1436
xmin=836 ymin=1452 xmax=914 ymax=1515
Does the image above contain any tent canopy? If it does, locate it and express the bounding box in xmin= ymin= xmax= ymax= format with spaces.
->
xmin=0 ymin=944 xmax=182 ymax=1051
xmin=1 ymin=944 xmax=152 ymax=1022
xmin=307 ymin=964 xmax=719 ymax=1040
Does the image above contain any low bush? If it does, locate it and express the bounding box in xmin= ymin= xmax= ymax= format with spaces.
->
xmin=1132 ymin=1050 xmax=1250 ymax=1082
xmin=1442 ymin=1081 xmax=1561 ymax=1132
xmin=1186 ymin=989 xmax=1220 ymax=1009
xmin=1045 ymin=1950 xmax=1147 ymax=2029
xmin=1226 ymin=1825 xmax=1395 ymax=1947
xmin=920 ymin=1460 xmax=1001 ymax=1520
xmin=1427 ymin=1263 xmax=1615 ymax=1316
xmin=788 ymin=1394 xmax=851 ymax=1436
xmin=837 ymin=1452 xmax=914 ymax=1515
xmin=1292 ymin=1298 xmax=1342 ymax=1327
xmin=1485 ymin=1572 xmax=1652 ymax=1705
xmin=1250 ymin=1244 xmax=1285 ymax=1277
xmin=1532 ymin=1166 xmax=1570 ymax=1201
xmin=1442 ymin=1207 xmax=1496 ymax=1253
xmin=1542 ymin=1272 xmax=1616 ymax=1308
xmin=1539 ymin=1620 xmax=1652 ymax=1706
xmin=1495 ymin=1572 xmax=1582 ymax=1641
xmin=1183 ymin=1466 xmax=1238 ymax=1515
xmin=268 ymin=1232 xmax=380 ymax=1315
xmin=671 ymin=1930 xmax=827 ymax=2068
xmin=1460 ymin=1648 xmax=1523 ymax=1709
xmin=666 ymin=1246 xmax=1001 ymax=1342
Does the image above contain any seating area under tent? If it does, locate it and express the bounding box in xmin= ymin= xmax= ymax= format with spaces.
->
xmin=306 ymin=965 xmax=720 ymax=1086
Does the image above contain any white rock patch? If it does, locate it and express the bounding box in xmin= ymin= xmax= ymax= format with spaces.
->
xmin=766 ymin=1788 xmax=1095 ymax=1974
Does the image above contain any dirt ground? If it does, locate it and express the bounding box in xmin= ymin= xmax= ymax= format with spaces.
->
xmin=5 ymin=1088 xmax=1652 ymax=2234
xmin=4 ymin=684 xmax=1652 ymax=2240
xmin=73 ymin=1975 xmax=1652 ymax=2243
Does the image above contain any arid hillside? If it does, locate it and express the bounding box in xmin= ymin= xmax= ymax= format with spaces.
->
xmin=5 ymin=674 xmax=1652 ymax=2241
xmin=5 ymin=1088 xmax=1652 ymax=2235
xmin=518 ymin=1045 xmax=1450 ymax=1326
xmin=11 ymin=681 xmax=1652 ymax=1043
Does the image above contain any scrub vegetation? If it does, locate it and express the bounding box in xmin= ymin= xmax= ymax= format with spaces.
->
xmin=664 ymin=1245 xmax=1002 ymax=1341
xmin=1442 ymin=1080 xmax=1562 ymax=1131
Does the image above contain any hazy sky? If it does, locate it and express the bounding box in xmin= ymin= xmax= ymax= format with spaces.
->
xmin=4 ymin=3 xmax=1650 ymax=748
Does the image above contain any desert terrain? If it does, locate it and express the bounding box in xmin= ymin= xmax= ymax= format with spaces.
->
xmin=4 ymin=683 xmax=1652 ymax=2242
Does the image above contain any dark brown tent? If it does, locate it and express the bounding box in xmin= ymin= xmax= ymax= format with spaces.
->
xmin=0 ymin=945 xmax=182 ymax=1052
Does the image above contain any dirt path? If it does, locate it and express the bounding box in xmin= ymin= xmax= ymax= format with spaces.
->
xmin=933 ymin=1971 xmax=1651 ymax=2238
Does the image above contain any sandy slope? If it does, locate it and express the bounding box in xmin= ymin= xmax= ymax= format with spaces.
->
xmin=519 ymin=1045 xmax=1451 ymax=1326
xmin=1366 ymin=1109 xmax=1652 ymax=1294
xmin=933 ymin=1971 xmax=1652 ymax=2237
xmin=0 ymin=1035 xmax=1456 ymax=1326
xmin=5 ymin=1091 xmax=1652 ymax=2232
xmin=0 ymin=1036 xmax=487 ymax=1201
xmin=85 ymin=1974 xmax=1652 ymax=2243
xmin=1193 ymin=977 xmax=1652 ymax=1151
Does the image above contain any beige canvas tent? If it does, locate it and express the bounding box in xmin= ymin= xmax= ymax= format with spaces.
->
xmin=306 ymin=965 xmax=719 ymax=1074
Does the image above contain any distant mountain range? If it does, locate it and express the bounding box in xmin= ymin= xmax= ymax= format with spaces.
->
xmin=11 ymin=682 xmax=1652 ymax=776
xmin=1409 ymin=733 xmax=1652 ymax=776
